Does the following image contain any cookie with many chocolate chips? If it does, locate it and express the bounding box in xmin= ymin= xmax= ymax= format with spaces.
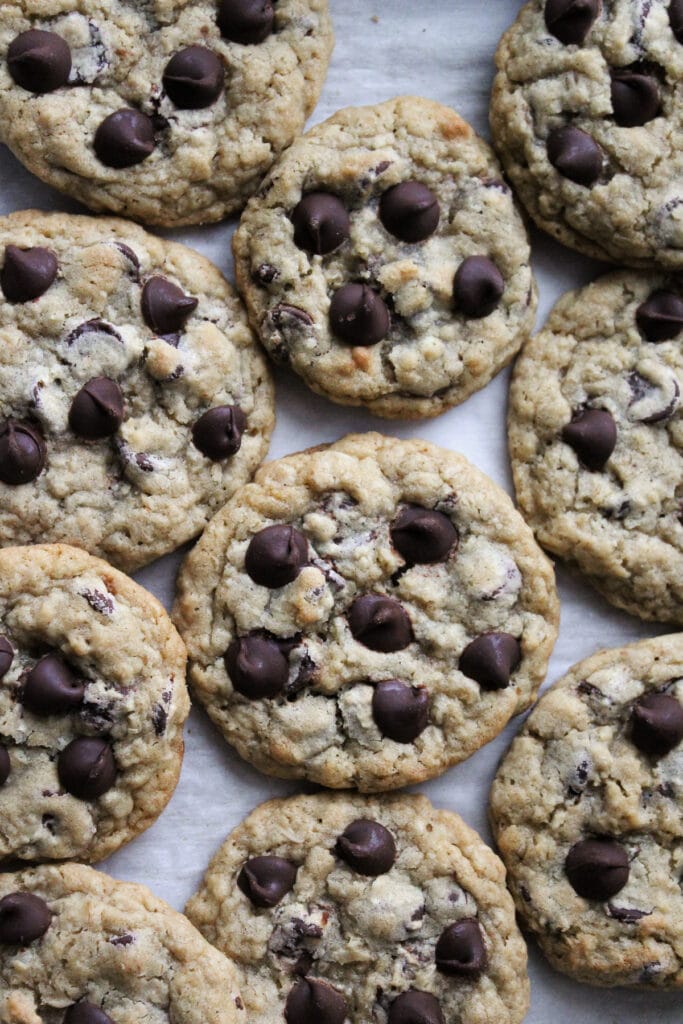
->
xmin=233 ymin=96 xmax=537 ymax=419
xmin=0 ymin=862 xmax=245 ymax=1023
xmin=173 ymin=433 xmax=558 ymax=791
xmin=490 ymin=635 xmax=683 ymax=988
xmin=0 ymin=210 xmax=273 ymax=571
xmin=186 ymin=792 xmax=530 ymax=1024
xmin=491 ymin=0 xmax=683 ymax=268
xmin=509 ymin=270 xmax=683 ymax=624
xmin=0 ymin=1 xmax=333 ymax=226
xmin=0 ymin=543 xmax=189 ymax=863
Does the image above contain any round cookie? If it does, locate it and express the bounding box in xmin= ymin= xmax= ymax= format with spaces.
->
xmin=0 ymin=543 xmax=189 ymax=864
xmin=508 ymin=270 xmax=683 ymax=625
xmin=0 ymin=1 xmax=333 ymax=226
xmin=0 ymin=210 xmax=274 ymax=572
xmin=186 ymin=792 xmax=530 ymax=1024
xmin=0 ymin=862 xmax=246 ymax=1024
xmin=490 ymin=635 xmax=683 ymax=988
xmin=173 ymin=432 xmax=559 ymax=791
xmin=233 ymin=95 xmax=537 ymax=419
xmin=491 ymin=0 xmax=683 ymax=268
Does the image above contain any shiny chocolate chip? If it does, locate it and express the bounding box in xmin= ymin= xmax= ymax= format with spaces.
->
xmin=670 ymin=0 xmax=683 ymax=43
xmin=379 ymin=181 xmax=440 ymax=243
xmin=0 ymin=892 xmax=51 ymax=945
xmin=636 ymin=290 xmax=683 ymax=342
xmin=1 ymin=245 xmax=58 ymax=302
xmin=372 ymin=680 xmax=429 ymax=744
xmin=565 ymin=838 xmax=630 ymax=899
xmin=562 ymin=408 xmax=617 ymax=470
xmin=69 ymin=377 xmax=124 ymax=440
xmin=337 ymin=819 xmax=396 ymax=876
xmin=22 ymin=653 xmax=85 ymax=716
xmin=0 ymin=746 xmax=10 ymax=787
xmin=348 ymin=594 xmax=413 ymax=652
xmin=292 ymin=193 xmax=350 ymax=255
xmin=611 ymin=69 xmax=660 ymax=127
xmin=237 ymin=856 xmax=297 ymax=907
xmin=631 ymin=693 xmax=683 ymax=758
xmin=192 ymin=405 xmax=246 ymax=460
xmin=225 ymin=635 xmax=289 ymax=699
xmin=285 ymin=978 xmax=347 ymax=1024
xmin=8 ymin=30 xmax=71 ymax=94
xmin=545 ymin=0 xmax=600 ymax=45
xmin=0 ymin=636 xmax=14 ymax=679
xmin=329 ymin=283 xmax=390 ymax=346
xmin=459 ymin=633 xmax=521 ymax=691
xmin=453 ymin=256 xmax=504 ymax=318
xmin=388 ymin=991 xmax=444 ymax=1024
xmin=63 ymin=1003 xmax=114 ymax=1024
xmin=390 ymin=506 xmax=458 ymax=565
xmin=217 ymin=0 xmax=275 ymax=44
xmin=141 ymin=276 xmax=198 ymax=335
xmin=547 ymin=125 xmax=603 ymax=186
xmin=435 ymin=918 xmax=487 ymax=976
xmin=163 ymin=46 xmax=224 ymax=109
xmin=0 ymin=421 xmax=46 ymax=485
xmin=245 ymin=525 xmax=308 ymax=588
xmin=57 ymin=737 xmax=117 ymax=799
xmin=94 ymin=109 xmax=155 ymax=169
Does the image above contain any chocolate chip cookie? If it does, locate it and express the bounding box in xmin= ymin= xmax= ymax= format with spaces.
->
xmin=0 ymin=210 xmax=274 ymax=571
xmin=233 ymin=96 xmax=537 ymax=419
xmin=0 ymin=1 xmax=333 ymax=226
xmin=0 ymin=862 xmax=246 ymax=1023
xmin=490 ymin=634 xmax=683 ymax=988
xmin=0 ymin=543 xmax=189 ymax=864
xmin=173 ymin=433 xmax=559 ymax=791
xmin=508 ymin=270 xmax=683 ymax=624
xmin=491 ymin=1 xmax=683 ymax=267
xmin=186 ymin=792 xmax=530 ymax=1024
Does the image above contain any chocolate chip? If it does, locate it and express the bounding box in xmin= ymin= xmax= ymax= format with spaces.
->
xmin=217 ymin=0 xmax=275 ymax=44
xmin=562 ymin=408 xmax=617 ymax=470
xmin=329 ymin=284 xmax=390 ymax=346
xmin=606 ymin=904 xmax=650 ymax=923
xmin=225 ymin=634 xmax=289 ymax=699
xmin=1 ymin=245 xmax=58 ymax=302
xmin=0 ymin=636 xmax=14 ymax=679
xmin=163 ymin=47 xmax=225 ymax=109
xmin=372 ymin=680 xmax=429 ymax=743
xmin=611 ymin=69 xmax=660 ymax=127
xmin=8 ymin=30 xmax=72 ymax=94
xmin=631 ymin=693 xmax=683 ymax=758
xmin=337 ymin=819 xmax=397 ymax=875
xmin=94 ymin=109 xmax=155 ymax=169
xmin=670 ymin=0 xmax=683 ymax=43
xmin=627 ymin=370 xmax=679 ymax=424
xmin=255 ymin=263 xmax=279 ymax=284
xmin=152 ymin=703 xmax=167 ymax=736
xmin=547 ymin=125 xmax=603 ymax=186
xmin=21 ymin=653 xmax=85 ymax=716
xmin=237 ymin=856 xmax=298 ymax=907
xmin=0 ymin=421 xmax=46 ymax=485
xmin=452 ymin=256 xmax=504 ymax=318
xmin=245 ymin=525 xmax=308 ymax=588
xmin=191 ymin=405 xmax=246 ymax=461
xmin=459 ymin=633 xmax=521 ymax=691
xmin=435 ymin=919 xmax=487 ymax=976
xmin=565 ymin=838 xmax=630 ymax=899
xmin=545 ymin=0 xmax=600 ymax=45
xmin=63 ymin=1003 xmax=114 ymax=1024
xmin=65 ymin=319 xmax=123 ymax=346
xmin=388 ymin=990 xmax=444 ymax=1024
xmin=57 ymin=737 xmax=117 ymax=799
xmin=379 ymin=182 xmax=440 ymax=243
xmin=348 ymin=595 xmax=413 ymax=652
xmin=0 ymin=893 xmax=51 ymax=945
xmin=114 ymin=242 xmax=140 ymax=280
xmin=285 ymin=978 xmax=347 ymax=1024
xmin=141 ymin=276 xmax=198 ymax=335
xmin=0 ymin=746 xmax=10 ymax=787
xmin=69 ymin=377 xmax=124 ymax=440
xmin=292 ymin=193 xmax=350 ymax=255
xmin=390 ymin=506 xmax=458 ymax=565
xmin=636 ymin=290 xmax=683 ymax=342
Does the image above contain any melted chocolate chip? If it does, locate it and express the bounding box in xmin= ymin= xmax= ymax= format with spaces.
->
xmin=0 ymin=636 xmax=14 ymax=679
xmin=611 ymin=69 xmax=660 ymax=127
xmin=192 ymin=405 xmax=246 ymax=461
xmin=565 ymin=838 xmax=630 ymax=899
xmin=453 ymin=256 xmax=504 ymax=318
xmin=606 ymin=904 xmax=650 ymax=923
xmin=285 ymin=978 xmax=347 ymax=1024
xmin=562 ymin=408 xmax=617 ymax=471
xmin=65 ymin=319 xmax=123 ymax=346
xmin=1 ymin=245 xmax=58 ymax=302
xmin=390 ymin=506 xmax=458 ymax=565
xmin=0 ymin=746 xmax=10 ymax=787
xmin=225 ymin=634 xmax=289 ymax=699
xmin=237 ymin=856 xmax=298 ymax=907
xmin=545 ymin=0 xmax=601 ymax=45
xmin=459 ymin=633 xmax=521 ymax=691
xmin=372 ymin=680 xmax=430 ymax=744
xmin=670 ymin=0 xmax=683 ymax=43
xmin=547 ymin=125 xmax=603 ymax=186
xmin=388 ymin=990 xmax=444 ymax=1024
xmin=94 ymin=109 xmax=156 ymax=169
xmin=636 ymin=290 xmax=683 ymax=342
xmin=0 ymin=421 xmax=46 ymax=486
xmin=245 ymin=525 xmax=308 ymax=588
xmin=348 ymin=595 xmax=413 ymax=652
xmin=217 ymin=0 xmax=275 ymax=44
xmin=63 ymin=1003 xmax=114 ymax=1024
xmin=0 ymin=892 xmax=51 ymax=945
xmin=337 ymin=819 xmax=396 ymax=875
xmin=22 ymin=653 xmax=86 ymax=716
xmin=329 ymin=283 xmax=390 ymax=346
xmin=141 ymin=276 xmax=198 ymax=335
xmin=8 ymin=30 xmax=71 ymax=94
xmin=379 ymin=182 xmax=440 ymax=243
xmin=163 ymin=47 xmax=225 ymax=109
xmin=631 ymin=693 xmax=683 ymax=758
xmin=435 ymin=919 xmax=487 ymax=976
xmin=114 ymin=243 xmax=140 ymax=280
xmin=292 ymin=193 xmax=350 ymax=255
xmin=69 ymin=377 xmax=124 ymax=440
xmin=57 ymin=737 xmax=117 ymax=799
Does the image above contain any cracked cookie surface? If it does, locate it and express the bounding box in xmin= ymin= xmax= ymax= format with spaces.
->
xmin=0 ymin=1 xmax=333 ymax=226
xmin=490 ymin=635 xmax=683 ymax=988
xmin=490 ymin=0 xmax=683 ymax=268
xmin=173 ymin=432 xmax=558 ymax=791
xmin=233 ymin=96 xmax=537 ymax=419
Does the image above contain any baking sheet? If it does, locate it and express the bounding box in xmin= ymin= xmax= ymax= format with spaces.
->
xmin=0 ymin=2 xmax=679 ymax=1019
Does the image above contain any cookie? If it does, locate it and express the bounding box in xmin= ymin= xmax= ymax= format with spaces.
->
xmin=173 ymin=432 xmax=559 ymax=791
xmin=490 ymin=1 xmax=683 ymax=268
xmin=0 ymin=1 xmax=333 ymax=226
xmin=0 ymin=210 xmax=274 ymax=572
xmin=232 ymin=95 xmax=537 ymax=419
xmin=508 ymin=270 xmax=683 ymax=624
xmin=186 ymin=792 xmax=530 ymax=1024
xmin=0 ymin=862 xmax=246 ymax=1023
xmin=490 ymin=635 xmax=683 ymax=988
xmin=0 ymin=543 xmax=189 ymax=864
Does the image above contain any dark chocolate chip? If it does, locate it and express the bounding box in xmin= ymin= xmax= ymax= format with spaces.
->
xmin=372 ymin=680 xmax=429 ymax=744
xmin=94 ymin=109 xmax=155 ymax=169
xmin=65 ymin=319 xmax=123 ymax=346
xmin=292 ymin=193 xmax=350 ymax=255
xmin=22 ymin=653 xmax=86 ymax=716
xmin=627 ymin=370 xmax=679 ymax=424
xmin=1 ymin=245 xmax=58 ymax=302
xmin=0 ymin=636 xmax=14 ymax=679
xmin=459 ymin=633 xmax=521 ymax=691
xmin=255 ymin=263 xmax=279 ymax=284
xmin=0 ymin=892 xmax=51 ymax=945
xmin=225 ymin=634 xmax=289 ymax=699
xmin=452 ymin=256 xmax=504 ymax=318
xmin=69 ymin=377 xmax=124 ymax=440
xmin=285 ymin=978 xmax=347 ymax=1024
xmin=611 ymin=69 xmax=660 ymax=127
xmin=562 ymin=408 xmax=617 ymax=471
xmin=237 ymin=856 xmax=298 ymax=907
xmin=545 ymin=0 xmax=601 ymax=45
xmin=631 ymin=693 xmax=683 ymax=758
xmin=670 ymin=0 xmax=683 ymax=43
xmin=191 ymin=405 xmax=246 ymax=461
xmin=63 ymin=1002 xmax=114 ymax=1024
xmin=114 ymin=242 xmax=140 ymax=280
xmin=0 ymin=421 xmax=46 ymax=486
xmin=390 ymin=506 xmax=458 ymax=565
xmin=565 ymin=838 xmax=630 ymax=899
xmin=163 ymin=46 xmax=225 ymax=109
xmin=348 ymin=594 xmax=413 ymax=652
xmin=606 ymin=904 xmax=650 ymax=923
xmin=379 ymin=182 xmax=440 ymax=243
xmin=57 ymin=737 xmax=117 ymax=800
xmin=141 ymin=276 xmax=198 ymax=335
xmin=435 ymin=919 xmax=487 ymax=976
xmin=337 ymin=818 xmax=396 ymax=876
xmin=636 ymin=290 xmax=683 ymax=342
xmin=8 ymin=30 xmax=72 ymax=94
xmin=0 ymin=746 xmax=10 ymax=787
xmin=547 ymin=125 xmax=603 ymax=186
xmin=388 ymin=990 xmax=444 ymax=1024
xmin=245 ymin=525 xmax=308 ymax=588
xmin=329 ymin=284 xmax=390 ymax=346
xmin=217 ymin=0 xmax=275 ymax=44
